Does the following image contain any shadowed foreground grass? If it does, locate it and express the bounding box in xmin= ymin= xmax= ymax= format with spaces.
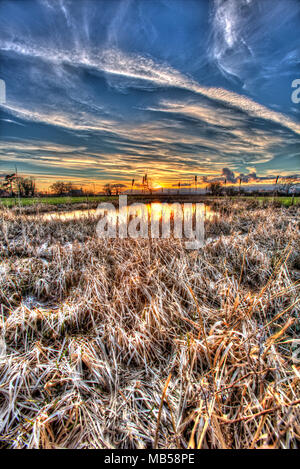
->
xmin=0 ymin=200 xmax=299 ymax=448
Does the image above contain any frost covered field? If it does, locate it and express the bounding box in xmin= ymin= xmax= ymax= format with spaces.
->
xmin=0 ymin=200 xmax=299 ymax=449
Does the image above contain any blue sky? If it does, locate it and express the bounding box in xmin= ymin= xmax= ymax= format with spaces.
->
xmin=0 ymin=0 xmax=299 ymax=190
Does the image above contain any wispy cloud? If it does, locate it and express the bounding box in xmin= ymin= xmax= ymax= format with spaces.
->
xmin=0 ymin=0 xmax=299 ymax=188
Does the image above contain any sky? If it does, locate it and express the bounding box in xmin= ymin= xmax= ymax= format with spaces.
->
xmin=0 ymin=0 xmax=299 ymax=191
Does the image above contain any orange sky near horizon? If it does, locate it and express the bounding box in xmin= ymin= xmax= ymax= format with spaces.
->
xmin=23 ymin=173 xmax=281 ymax=193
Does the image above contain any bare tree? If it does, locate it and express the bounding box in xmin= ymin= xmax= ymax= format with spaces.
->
xmin=2 ymin=173 xmax=17 ymax=196
xmin=207 ymin=181 xmax=223 ymax=196
xmin=103 ymin=183 xmax=112 ymax=196
xmin=49 ymin=181 xmax=74 ymax=196
xmin=111 ymin=183 xmax=126 ymax=195
xmin=17 ymin=177 xmax=36 ymax=197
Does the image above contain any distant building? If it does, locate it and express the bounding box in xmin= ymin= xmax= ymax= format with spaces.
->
xmin=69 ymin=189 xmax=84 ymax=196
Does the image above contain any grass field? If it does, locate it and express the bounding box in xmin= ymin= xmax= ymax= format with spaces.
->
xmin=0 ymin=194 xmax=299 ymax=208
xmin=0 ymin=195 xmax=118 ymax=208
xmin=247 ymin=196 xmax=299 ymax=207
xmin=0 ymin=199 xmax=299 ymax=448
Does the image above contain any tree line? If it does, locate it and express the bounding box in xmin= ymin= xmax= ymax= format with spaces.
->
xmin=1 ymin=172 xmax=299 ymax=198
xmin=0 ymin=173 xmax=36 ymax=197
xmin=0 ymin=177 xmax=84 ymax=197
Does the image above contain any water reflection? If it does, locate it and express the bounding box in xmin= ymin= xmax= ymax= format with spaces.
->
xmin=40 ymin=209 xmax=96 ymax=221
xmin=38 ymin=203 xmax=218 ymax=223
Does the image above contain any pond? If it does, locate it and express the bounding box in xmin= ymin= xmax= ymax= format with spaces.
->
xmin=37 ymin=203 xmax=218 ymax=222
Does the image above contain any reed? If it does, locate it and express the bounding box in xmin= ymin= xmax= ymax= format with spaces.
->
xmin=0 ymin=201 xmax=299 ymax=448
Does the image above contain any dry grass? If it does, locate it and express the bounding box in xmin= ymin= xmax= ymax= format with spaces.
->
xmin=0 ymin=201 xmax=299 ymax=449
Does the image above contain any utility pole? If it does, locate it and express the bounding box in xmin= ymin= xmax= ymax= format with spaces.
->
xmin=15 ymin=165 xmax=20 ymax=201
xmin=274 ymin=175 xmax=279 ymax=201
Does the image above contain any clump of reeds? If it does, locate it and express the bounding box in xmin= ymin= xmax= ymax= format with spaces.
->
xmin=0 ymin=202 xmax=299 ymax=449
